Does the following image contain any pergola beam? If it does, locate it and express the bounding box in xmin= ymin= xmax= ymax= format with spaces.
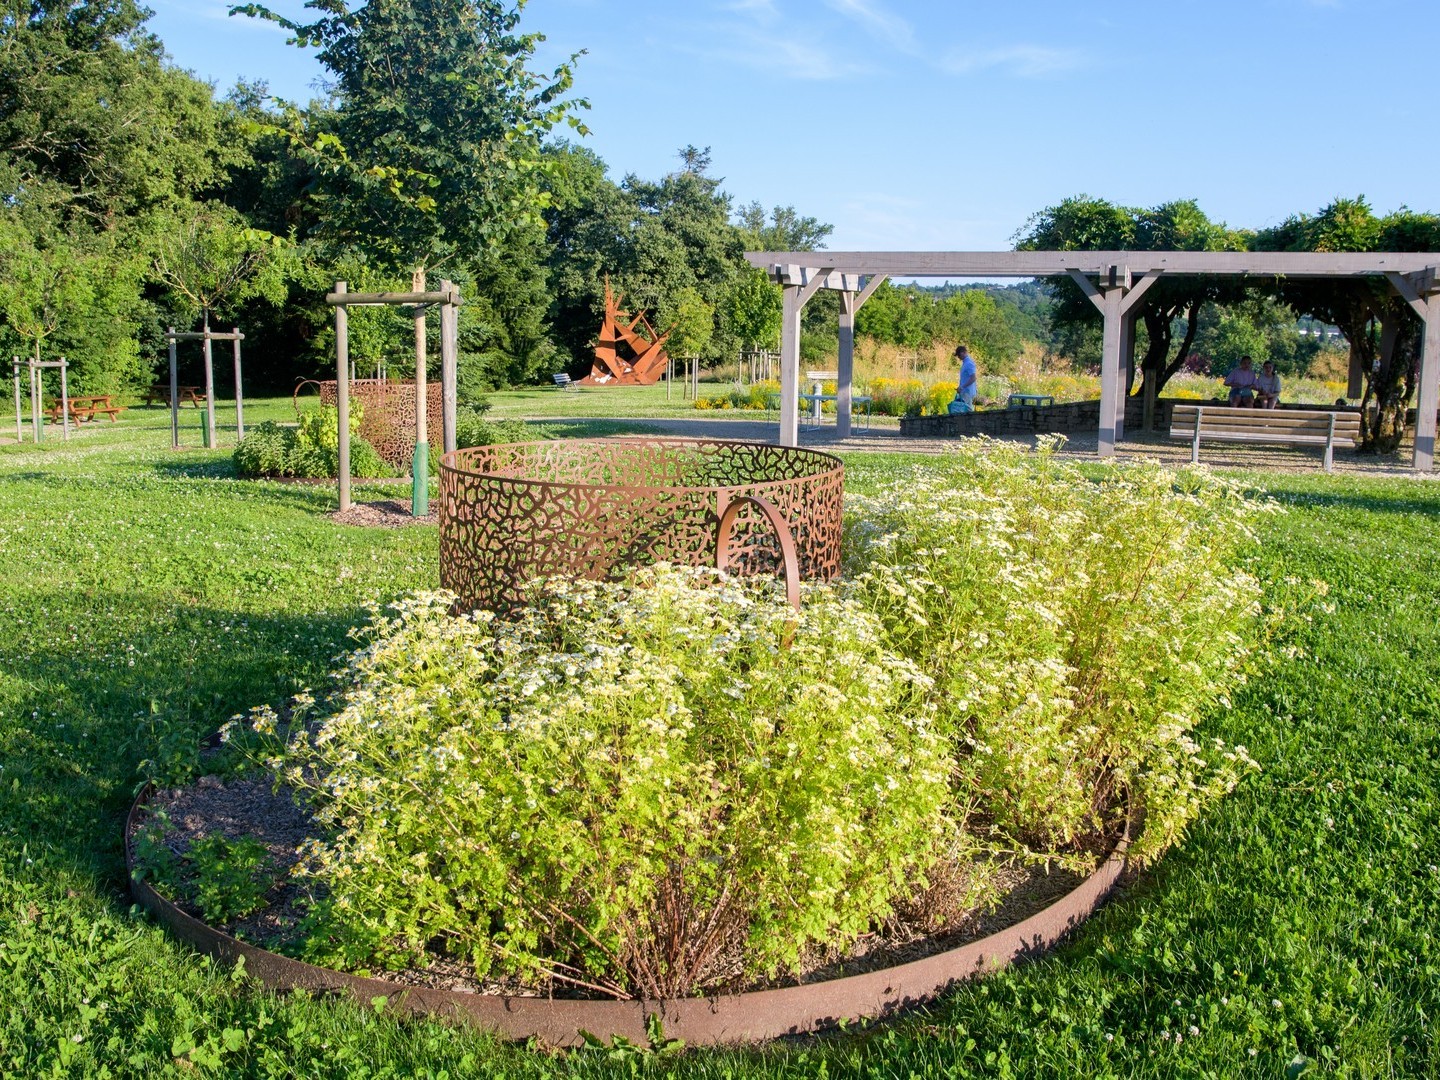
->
xmin=753 ymin=250 xmax=1439 ymax=278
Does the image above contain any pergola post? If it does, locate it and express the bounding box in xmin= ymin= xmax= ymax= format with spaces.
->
xmin=167 ymin=329 xmax=179 ymax=450
xmin=412 ymin=270 xmax=429 ymax=517
xmin=201 ymin=314 xmax=217 ymax=450
xmin=1388 ymin=269 xmax=1440 ymax=472
xmin=11 ymin=359 xmax=20 ymax=443
xmin=779 ymin=285 xmax=802 ymax=447
xmin=1417 ymin=291 xmax=1440 ymax=472
xmin=58 ymin=357 xmax=69 ymax=442
xmin=837 ymin=292 xmax=856 ymax=440
xmin=439 ymin=279 xmax=459 ymax=457
xmin=232 ymin=328 xmax=245 ymax=441
xmin=834 ymin=273 xmax=887 ymax=440
xmin=1069 ymin=267 xmax=1158 ymax=457
xmin=1117 ymin=309 xmax=1138 ymax=439
xmin=335 ymin=282 xmax=351 ymax=513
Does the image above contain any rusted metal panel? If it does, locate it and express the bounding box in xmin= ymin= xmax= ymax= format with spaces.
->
xmin=439 ymin=438 xmax=843 ymax=613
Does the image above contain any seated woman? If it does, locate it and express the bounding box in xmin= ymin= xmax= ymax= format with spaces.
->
xmin=1255 ymin=360 xmax=1281 ymax=409
xmin=1224 ymin=355 xmax=1260 ymax=407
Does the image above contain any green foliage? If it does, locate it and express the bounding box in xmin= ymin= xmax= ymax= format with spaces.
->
xmin=660 ymin=285 xmax=714 ymax=358
xmin=233 ymin=405 xmax=392 ymax=479
xmin=151 ymin=205 xmax=291 ymax=325
xmin=1253 ymin=196 xmax=1440 ymax=451
xmin=453 ymin=410 xmax=532 ymax=449
xmin=231 ymin=0 xmax=585 ymax=274
xmin=233 ymin=420 xmax=296 ymax=478
xmin=246 ymin=569 xmax=950 ymax=997
xmin=187 ymin=834 xmax=274 ymax=925
xmin=844 ymin=439 xmax=1270 ymax=862
xmin=3 ymin=412 xmax=1440 ymax=1073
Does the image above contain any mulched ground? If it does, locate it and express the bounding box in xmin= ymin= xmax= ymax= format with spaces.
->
xmin=330 ymin=499 xmax=437 ymax=528
xmin=135 ymin=776 xmax=1107 ymax=999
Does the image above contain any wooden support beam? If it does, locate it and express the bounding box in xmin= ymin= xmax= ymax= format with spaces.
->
xmin=752 ymin=250 xmax=1440 ymax=278
xmin=165 ymin=331 xmax=245 ymax=342
xmin=335 ymin=282 xmax=351 ymax=513
xmin=837 ymin=291 xmax=856 ymax=439
xmin=1414 ymin=291 xmax=1440 ymax=472
xmin=779 ymin=287 xmax=802 ymax=447
xmin=440 ymin=279 xmax=459 ymax=456
xmin=324 ymin=289 xmax=462 ymax=307
xmin=854 ymin=273 xmax=888 ymax=312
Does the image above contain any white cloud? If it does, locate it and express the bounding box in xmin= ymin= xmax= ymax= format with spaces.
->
xmin=822 ymin=0 xmax=916 ymax=53
xmin=940 ymin=44 xmax=1084 ymax=78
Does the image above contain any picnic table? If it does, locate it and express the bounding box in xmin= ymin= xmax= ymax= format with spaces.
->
xmin=43 ymin=395 xmax=124 ymax=423
xmin=144 ymin=384 xmax=207 ymax=407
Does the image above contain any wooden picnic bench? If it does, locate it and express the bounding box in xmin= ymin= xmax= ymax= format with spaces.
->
xmin=1170 ymin=404 xmax=1360 ymax=472
xmin=144 ymin=384 xmax=207 ymax=407
xmin=43 ymin=395 xmax=124 ymax=424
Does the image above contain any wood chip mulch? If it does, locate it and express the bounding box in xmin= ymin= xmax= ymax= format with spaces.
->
xmin=331 ymin=499 xmax=437 ymax=527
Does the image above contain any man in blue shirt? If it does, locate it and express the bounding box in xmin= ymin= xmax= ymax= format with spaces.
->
xmin=955 ymin=344 xmax=978 ymax=406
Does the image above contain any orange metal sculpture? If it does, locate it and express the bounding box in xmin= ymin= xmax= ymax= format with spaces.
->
xmin=580 ymin=282 xmax=673 ymax=385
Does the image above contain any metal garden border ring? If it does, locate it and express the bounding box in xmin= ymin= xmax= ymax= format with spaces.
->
xmin=125 ymin=783 xmax=1134 ymax=1047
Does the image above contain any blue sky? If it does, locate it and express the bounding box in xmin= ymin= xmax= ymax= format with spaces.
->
xmin=147 ymin=0 xmax=1438 ymax=253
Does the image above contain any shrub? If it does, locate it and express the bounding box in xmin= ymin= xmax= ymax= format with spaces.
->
xmin=454 ymin=410 xmax=532 ymax=450
xmin=233 ymin=421 xmax=295 ymax=478
xmin=241 ymin=568 xmax=952 ymax=997
xmin=843 ymin=437 xmax=1265 ymax=863
xmin=233 ymin=405 xmax=392 ymax=479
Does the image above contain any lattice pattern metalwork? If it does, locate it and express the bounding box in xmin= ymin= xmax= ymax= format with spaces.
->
xmin=318 ymin=380 xmax=444 ymax=469
xmin=439 ymin=438 xmax=844 ymax=612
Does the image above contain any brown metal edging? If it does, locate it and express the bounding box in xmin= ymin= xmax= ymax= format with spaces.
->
xmin=126 ymin=785 xmax=1133 ymax=1048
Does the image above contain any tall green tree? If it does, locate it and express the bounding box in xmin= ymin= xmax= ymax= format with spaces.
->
xmin=232 ymin=0 xmax=586 ymax=285
xmin=1254 ymin=197 xmax=1440 ymax=452
xmin=1016 ymin=196 xmax=1247 ymax=403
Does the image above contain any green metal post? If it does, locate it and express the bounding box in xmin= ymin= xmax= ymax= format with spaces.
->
xmin=412 ymin=441 xmax=429 ymax=516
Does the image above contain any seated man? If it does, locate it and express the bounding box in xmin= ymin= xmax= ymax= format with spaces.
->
xmin=1255 ymin=360 xmax=1281 ymax=409
xmin=1224 ymin=355 xmax=1260 ymax=407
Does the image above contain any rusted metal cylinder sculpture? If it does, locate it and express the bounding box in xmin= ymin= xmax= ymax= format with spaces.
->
xmin=317 ymin=379 xmax=443 ymax=470
xmin=439 ymin=438 xmax=844 ymax=612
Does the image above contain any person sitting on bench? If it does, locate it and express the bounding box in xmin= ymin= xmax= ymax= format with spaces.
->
xmin=1255 ymin=360 xmax=1282 ymax=409
xmin=1224 ymin=355 xmax=1260 ymax=407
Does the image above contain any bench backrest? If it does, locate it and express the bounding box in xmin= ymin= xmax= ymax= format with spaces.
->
xmin=552 ymin=373 xmax=572 ymax=386
xmin=1171 ymin=405 xmax=1361 ymax=444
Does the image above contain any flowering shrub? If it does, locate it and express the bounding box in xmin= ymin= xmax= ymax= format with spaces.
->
xmin=244 ymin=567 xmax=951 ymax=997
xmin=843 ymin=438 xmax=1265 ymax=862
xmin=233 ymin=404 xmax=391 ymax=479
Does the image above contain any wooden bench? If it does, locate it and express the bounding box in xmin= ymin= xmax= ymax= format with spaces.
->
xmin=144 ymin=384 xmax=206 ymax=407
xmin=43 ymin=395 xmax=124 ymax=423
xmin=552 ymin=373 xmax=578 ymax=391
xmin=1170 ymin=405 xmax=1360 ymax=472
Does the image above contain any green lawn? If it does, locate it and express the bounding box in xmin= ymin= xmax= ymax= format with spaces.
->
xmin=1 ymin=411 xmax=1438 ymax=1076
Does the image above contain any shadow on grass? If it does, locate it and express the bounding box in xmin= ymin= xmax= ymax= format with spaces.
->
xmin=0 ymin=596 xmax=369 ymax=890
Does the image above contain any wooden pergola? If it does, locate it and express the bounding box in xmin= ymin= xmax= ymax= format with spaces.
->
xmin=744 ymin=251 xmax=1440 ymax=471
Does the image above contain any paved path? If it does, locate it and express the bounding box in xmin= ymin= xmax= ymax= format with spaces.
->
xmin=535 ymin=415 xmax=1434 ymax=480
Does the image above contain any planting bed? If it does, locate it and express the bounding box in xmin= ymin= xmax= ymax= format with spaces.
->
xmin=126 ymin=781 xmax=1132 ymax=1047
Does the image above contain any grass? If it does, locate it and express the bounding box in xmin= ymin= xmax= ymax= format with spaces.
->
xmin=2 ymin=405 xmax=1439 ymax=1075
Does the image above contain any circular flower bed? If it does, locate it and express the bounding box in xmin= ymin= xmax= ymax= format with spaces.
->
xmin=131 ymin=439 xmax=1272 ymax=1047
xmin=439 ymin=438 xmax=843 ymax=612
